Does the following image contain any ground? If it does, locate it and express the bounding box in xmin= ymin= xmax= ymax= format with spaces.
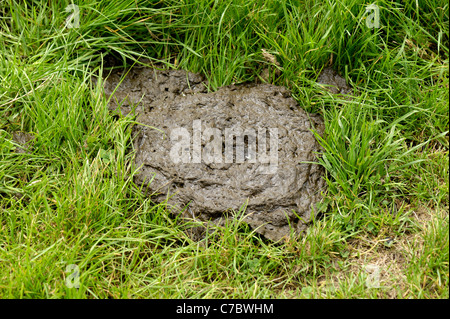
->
xmin=0 ymin=0 xmax=448 ymax=298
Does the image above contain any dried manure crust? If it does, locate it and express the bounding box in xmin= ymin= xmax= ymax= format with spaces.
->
xmin=101 ymin=66 xmax=326 ymax=241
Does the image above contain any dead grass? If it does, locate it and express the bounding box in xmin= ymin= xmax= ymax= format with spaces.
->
xmin=298 ymin=205 xmax=449 ymax=298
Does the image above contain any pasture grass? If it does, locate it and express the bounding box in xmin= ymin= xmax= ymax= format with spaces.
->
xmin=0 ymin=0 xmax=448 ymax=298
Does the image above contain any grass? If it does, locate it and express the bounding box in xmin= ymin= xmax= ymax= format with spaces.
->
xmin=0 ymin=0 xmax=448 ymax=298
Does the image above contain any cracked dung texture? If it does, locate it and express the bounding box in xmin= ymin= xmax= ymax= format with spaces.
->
xmin=101 ymin=66 xmax=326 ymax=241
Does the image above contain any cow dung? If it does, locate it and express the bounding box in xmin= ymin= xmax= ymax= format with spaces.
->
xmin=100 ymin=65 xmax=326 ymax=242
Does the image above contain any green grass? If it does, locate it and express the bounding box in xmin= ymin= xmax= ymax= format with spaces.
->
xmin=0 ymin=0 xmax=448 ymax=298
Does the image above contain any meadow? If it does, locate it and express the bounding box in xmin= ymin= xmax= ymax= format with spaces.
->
xmin=0 ymin=0 xmax=448 ymax=298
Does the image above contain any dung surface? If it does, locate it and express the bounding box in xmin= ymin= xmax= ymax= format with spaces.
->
xmin=101 ymin=65 xmax=326 ymax=241
xmin=12 ymin=131 xmax=35 ymax=154
xmin=316 ymin=67 xmax=353 ymax=96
